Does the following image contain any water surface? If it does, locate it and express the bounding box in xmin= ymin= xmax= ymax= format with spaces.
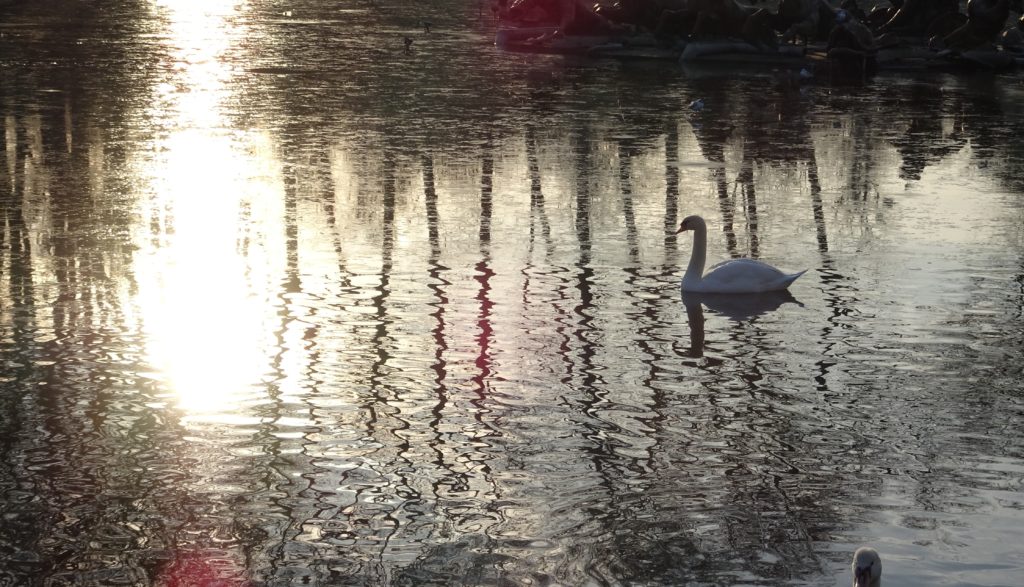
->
xmin=2 ymin=1 xmax=1023 ymax=585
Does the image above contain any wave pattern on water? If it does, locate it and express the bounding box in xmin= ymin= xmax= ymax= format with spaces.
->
xmin=3 ymin=1 xmax=1024 ymax=586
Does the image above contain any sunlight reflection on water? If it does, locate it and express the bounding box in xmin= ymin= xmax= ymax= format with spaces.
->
xmin=135 ymin=129 xmax=285 ymax=414
xmin=133 ymin=0 xmax=287 ymax=416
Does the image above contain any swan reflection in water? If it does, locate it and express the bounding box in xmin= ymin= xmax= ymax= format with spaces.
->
xmin=681 ymin=289 xmax=803 ymax=358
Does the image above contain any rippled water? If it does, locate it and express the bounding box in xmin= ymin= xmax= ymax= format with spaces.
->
xmin=2 ymin=1 xmax=1024 ymax=585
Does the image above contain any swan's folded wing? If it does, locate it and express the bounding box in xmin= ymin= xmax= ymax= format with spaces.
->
xmin=705 ymin=258 xmax=785 ymax=276
xmin=699 ymin=259 xmax=801 ymax=293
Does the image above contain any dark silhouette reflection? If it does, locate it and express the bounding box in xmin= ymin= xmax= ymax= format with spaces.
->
xmin=685 ymin=72 xmax=821 ymax=262
xmin=683 ymin=294 xmax=707 ymax=358
xmin=663 ymin=124 xmax=681 ymax=258
xmin=0 ymin=106 xmax=45 ymax=586
xmin=257 ymin=140 xmax=318 ymax=583
xmin=421 ymin=154 xmax=458 ymax=490
xmin=807 ymin=153 xmax=829 ymax=253
xmin=420 ymin=151 xmax=494 ymax=529
xmin=367 ymin=152 xmax=416 ymax=578
xmin=680 ymin=290 xmax=800 ymax=360
xmin=564 ymin=126 xmax=621 ymax=547
xmin=525 ymin=126 xmax=553 ymax=261
xmin=473 ymin=146 xmax=495 ymax=400
xmin=737 ymin=159 xmax=761 ymax=258
xmin=618 ymin=137 xmax=672 ymax=491
xmin=0 ymin=73 xmax=187 ymax=583
xmin=890 ymin=83 xmax=968 ymax=183
xmin=469 ymin=143 xmax=499 ymax=491
xmin=882 ymin=77 xmax=1023 ymax=195
xmin=683 ymin=290 xmax=802 ymax=323
xmin=955 ymin=77 xmax=1005 ymax=166
xmin=366 ymin=152 xmax=398 ymax=439
xmin=688 ymin=88 xmax=740 ymax=258
xmin=618 ymin=142 xmax=641 ymax=258
xmin=568 ymin=125 xmax=602 ymax=422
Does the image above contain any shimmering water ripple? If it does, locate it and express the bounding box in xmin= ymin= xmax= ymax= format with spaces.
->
xmin=2 ymin=1 xmax=1024 ymax=585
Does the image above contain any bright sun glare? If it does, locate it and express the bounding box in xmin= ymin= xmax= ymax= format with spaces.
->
xmin=135 ymin=0 xmax=285 ymax=415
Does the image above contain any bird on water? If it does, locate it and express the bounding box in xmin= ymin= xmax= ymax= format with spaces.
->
xmin=852 ymin=547 xmax=882 ymax=587
xmin=676 ymin=215 xmax=805 ymax=293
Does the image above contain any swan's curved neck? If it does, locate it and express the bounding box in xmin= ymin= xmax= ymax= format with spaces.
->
xmin=684 ymin=222 xmax=707 ymax=287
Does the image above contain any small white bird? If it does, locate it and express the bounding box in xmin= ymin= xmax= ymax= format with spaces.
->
xmin=689 ymin=98 xmax=705 ymax=112
xmin=852 ymin=547 xmax=882 ymax=587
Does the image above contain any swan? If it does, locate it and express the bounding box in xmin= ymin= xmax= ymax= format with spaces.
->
xmin=676 ymin=215 xmax=805 ymax=293
xmin=852 ymin=547 xmax=882 ymax=587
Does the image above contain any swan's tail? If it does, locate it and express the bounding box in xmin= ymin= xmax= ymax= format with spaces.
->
xmin=781 ymin=269 xmax=807 ymax=289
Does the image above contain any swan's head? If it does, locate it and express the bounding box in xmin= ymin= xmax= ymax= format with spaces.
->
xmin=851 ymin=547 xmax=881 ymax=587
xmin=676 ymin=215 xmax=707 ymax=234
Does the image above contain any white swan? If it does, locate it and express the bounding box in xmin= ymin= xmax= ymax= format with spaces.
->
xmin=852 ymin=547 xmax=882 ymax=587
xmin=676 ymin=215 xmax=806 ymax=293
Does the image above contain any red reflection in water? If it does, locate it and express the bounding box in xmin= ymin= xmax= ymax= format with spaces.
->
xmin=158 ymin=552 xmax=247 ymax=587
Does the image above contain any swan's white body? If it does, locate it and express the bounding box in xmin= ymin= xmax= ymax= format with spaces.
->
xmin=852 ymin=547 xmax=882 ymax=587
xmin=677 ymin=215 xmax=805 ymax=293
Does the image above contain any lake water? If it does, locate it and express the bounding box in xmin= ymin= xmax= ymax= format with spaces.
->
xmin=2 ymin=1 xmax=1023 ymax=586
